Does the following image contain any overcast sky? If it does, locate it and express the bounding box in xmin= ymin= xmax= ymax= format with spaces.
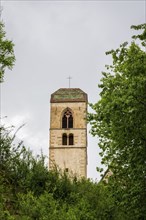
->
xmin=1 ymin=0 xmax=145 ymax=180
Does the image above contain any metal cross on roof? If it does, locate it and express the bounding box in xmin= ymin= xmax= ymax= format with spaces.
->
xmin=67 ymin=76 xmax=72 ymax=88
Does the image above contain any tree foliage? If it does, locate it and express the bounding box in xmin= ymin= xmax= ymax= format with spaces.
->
xmin=0 ymin=21 xmax=15 ymax=82
xmin=0 ymin=124 xmax=124 ymax=220
xmin=88 ymin=23 xmax=146 ymax=219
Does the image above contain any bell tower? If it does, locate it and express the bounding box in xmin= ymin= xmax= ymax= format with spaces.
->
xmin=49 ymin=88 xmax=88 ymax=177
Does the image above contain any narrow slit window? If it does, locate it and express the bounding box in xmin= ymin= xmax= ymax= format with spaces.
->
xmin=65 ymin=168 xmax=69 ymax=172
xmin=62 ymin=133 xmax=67 ymax=145
xmin=69 ymin=134 xmax=74 ymax=145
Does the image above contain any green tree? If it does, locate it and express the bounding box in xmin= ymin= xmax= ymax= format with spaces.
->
xmin=0 ymin=124 xmax=119 ymax=219
xmin=0 ymin=21 xmax=15 ymax=82
xmin=0 ymin=125 xmax=50 ymax=217
xmin=88 ymin=24 xmax=146 ymax=219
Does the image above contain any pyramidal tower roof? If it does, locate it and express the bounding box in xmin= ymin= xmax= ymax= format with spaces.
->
xmin=50 ymin=88 xmax=88 ymax=103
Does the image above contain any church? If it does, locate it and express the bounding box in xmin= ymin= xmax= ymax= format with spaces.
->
xmin=49 ymin=88 xmax=88 ymax=177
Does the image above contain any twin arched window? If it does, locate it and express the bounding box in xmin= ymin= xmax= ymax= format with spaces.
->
xmin=62 ymin=109 xmax=73 ymax=128
xmin=62 ymin=133 xmax=74 ymax=145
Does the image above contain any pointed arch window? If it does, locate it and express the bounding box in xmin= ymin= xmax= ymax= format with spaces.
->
xmin=69 ymin=134 xmax=74 ymax=145
xmin=62 ymin=109 xmax=73 ymax=128
xmin=62 ymin=133 xmax=67 ymax=145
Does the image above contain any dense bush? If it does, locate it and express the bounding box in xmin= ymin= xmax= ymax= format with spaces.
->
xmin=0 ymin=125 xmax=121 ymax=220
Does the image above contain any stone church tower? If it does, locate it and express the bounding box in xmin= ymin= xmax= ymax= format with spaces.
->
xmin=49 ymin=88 xmax=88 ymax=177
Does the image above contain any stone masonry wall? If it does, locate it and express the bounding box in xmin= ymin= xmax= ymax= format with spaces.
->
xmin=49 ymin=102 xmax=87 ymax=177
